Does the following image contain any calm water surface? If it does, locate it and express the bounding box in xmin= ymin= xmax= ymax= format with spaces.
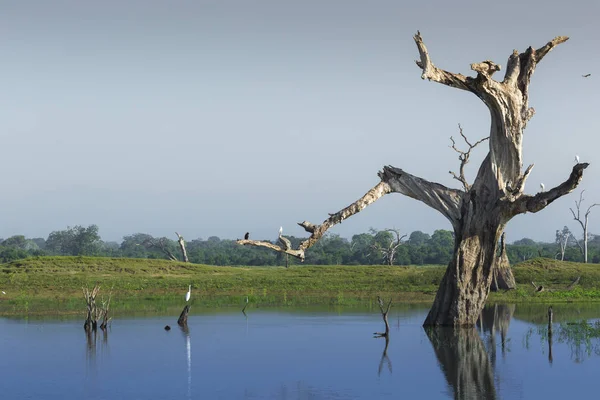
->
xmin=1 ymin=304 xmax=600 ymax=399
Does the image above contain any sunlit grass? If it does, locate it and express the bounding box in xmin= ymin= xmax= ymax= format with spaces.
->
xmin=1 ymin=256 xmax=600 ymax=316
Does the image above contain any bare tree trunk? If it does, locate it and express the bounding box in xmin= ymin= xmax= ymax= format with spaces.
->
xmin=175 ymin=232 xmax=189 ymax=263
xmin=83 ymin=285 xmax=101 ymax=332
xmin=238 ymin=32 xmax=588 ymax=327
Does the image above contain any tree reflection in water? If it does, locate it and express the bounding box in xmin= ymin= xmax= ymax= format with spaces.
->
xmin=425 ymin=305 xmax=516 ymax=400
xmin=377 ymin=335 xmax=392 ymax=377
xmin=426 ymin=326 xmax=497 ymax=400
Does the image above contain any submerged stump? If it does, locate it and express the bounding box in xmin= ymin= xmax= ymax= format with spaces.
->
xmin=178 ymin=305 xmax=190 ymax=327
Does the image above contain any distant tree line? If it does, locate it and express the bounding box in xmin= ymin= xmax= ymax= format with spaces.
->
xmin=0 ymin=224 xmax=599 ymax=266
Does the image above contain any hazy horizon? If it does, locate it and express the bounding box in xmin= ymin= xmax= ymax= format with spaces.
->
xmin=1 ymin=0 xmax=598 ymax=244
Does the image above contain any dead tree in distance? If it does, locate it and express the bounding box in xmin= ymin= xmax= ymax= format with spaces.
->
xmin=142 ymin=237 xmax=178 ymax=261
xmin=555 ymin=226 xmax=574 ymax=261
xmin=570 ymin=190 xmax=598 ymax=263
xmin=175 ymin=232 xmax=190 ymax=262
xmin=370 ymin=229 xmax=407 ymax=266
xmin=238 ymin=32 xmax=588 ymax=326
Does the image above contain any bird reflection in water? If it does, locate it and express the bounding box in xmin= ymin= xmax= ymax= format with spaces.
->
xmin=180 ymin=325 xmax=191 ymax=399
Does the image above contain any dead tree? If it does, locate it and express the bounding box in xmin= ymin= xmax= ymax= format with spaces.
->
xmin=175 ymin=232 xmax=189 ymax=262
xmin=238 ymin=32 xmax=588 ymax=326
xmin=99 ymin=292 xmax=112 ymax=330
xmin=570 ymin=190 xmax=598 ymax=263
xmin=142 ymin=237 xmax=178 ymax=261
xmin=83 ymin=284 xmax=101 ymax=332
xmin=371 ymin=229 xmax=407 ymax=266
xmin=374 ymin=296 xmax=393 ymax=338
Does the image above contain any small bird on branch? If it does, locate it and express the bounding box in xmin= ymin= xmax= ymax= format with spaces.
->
xmin=575 ymin=155 xmax=580 ymax=163
xmin=540 ymin=183 xmax=545 ymax=192
xmin=244 ymin=232 xmax=250 ymax=240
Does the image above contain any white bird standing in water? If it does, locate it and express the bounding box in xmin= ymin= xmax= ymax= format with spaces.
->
xmin=185 ymin=285 xmax=191 ymax=302
xmin=575 ymin=155 xmax=580 ymax=163
xmin=540 ymin=183 xmax=545 ymax=192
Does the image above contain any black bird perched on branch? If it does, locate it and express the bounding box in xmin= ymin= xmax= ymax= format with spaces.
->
xmin=244 ymin=232 xmax=249 ymax=240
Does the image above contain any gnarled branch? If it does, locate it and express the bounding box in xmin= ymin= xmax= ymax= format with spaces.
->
xmin=238 ymin=181 xmax=392 ymax=261
xmin=379 ymin=166 xmax=464 ymax=230
xmin=414 ymin=31 xmax=474 ymax=91
xmin=239 ymin=164 xmax=462 ymax=260
xmin=448 ymin=124 xmax=489 ymax=191
xmin=511 ymin=163 xmax=589 ymax=216
xmin=415 ymin=32 xmax=568 ymax=193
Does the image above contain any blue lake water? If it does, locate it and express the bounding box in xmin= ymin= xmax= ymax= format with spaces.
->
xmin=1 ymin=304 xmax=600 ymax=399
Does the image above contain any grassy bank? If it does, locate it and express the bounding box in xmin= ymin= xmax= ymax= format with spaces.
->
xmin=0 ymin=256 xmax=599 ymax=315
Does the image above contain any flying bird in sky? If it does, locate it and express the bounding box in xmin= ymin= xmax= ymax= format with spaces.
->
xmin=582 ymin=74 xmax=591 ymax=78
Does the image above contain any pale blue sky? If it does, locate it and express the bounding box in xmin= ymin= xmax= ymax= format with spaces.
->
xmin=0 ymin=0 xmax=598 ymax=242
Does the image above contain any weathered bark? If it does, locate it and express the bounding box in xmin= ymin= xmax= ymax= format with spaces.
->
xmin=491 ymin=233 xmax=516 ymax=291
xmin=418 ymin=32 xmax=582 ymax=326
xmin=175 ymin=232 xmax=189 ymax=263
xmin=237 ymin=32 xmax=587 ymax=327
xmin=426 ymin=327 xmax=497 ymax=400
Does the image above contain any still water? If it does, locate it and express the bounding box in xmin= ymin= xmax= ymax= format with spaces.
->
xmin=1 ymin=304 xmax=600 ymax=399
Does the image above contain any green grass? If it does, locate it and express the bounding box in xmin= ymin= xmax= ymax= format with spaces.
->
xmin=1 ymin=256 xmax=600 ymax=315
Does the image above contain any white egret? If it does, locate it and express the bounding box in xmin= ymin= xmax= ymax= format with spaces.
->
xmin=540 ymin=183 xmax=545 ymax=192
xmin=1 ymin=291 xmax=5 ymax=295
xmin=279 ymin=226 xmax=283 ymax=236
xmin=245 ymin=296 xmax=249 ymax=304
xmin=185 ymin=285 xmax=191 ymax=302
xmin=575 ymin=155 xmax=580 ymax=163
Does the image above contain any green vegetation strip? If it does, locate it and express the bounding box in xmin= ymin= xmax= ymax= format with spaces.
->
xmin=1 ymin=256 xmax=599 ymax=315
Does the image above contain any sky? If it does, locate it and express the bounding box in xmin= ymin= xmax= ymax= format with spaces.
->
xmin=0 ymin=0 xmax=598 ymax=244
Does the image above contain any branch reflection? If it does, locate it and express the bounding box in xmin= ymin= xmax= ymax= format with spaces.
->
xmin=377 ymin=335 xmax=392 ymax=377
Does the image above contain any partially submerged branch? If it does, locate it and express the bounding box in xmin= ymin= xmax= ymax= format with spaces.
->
xmin=374 ymin=296 xmax=393 ymax=338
